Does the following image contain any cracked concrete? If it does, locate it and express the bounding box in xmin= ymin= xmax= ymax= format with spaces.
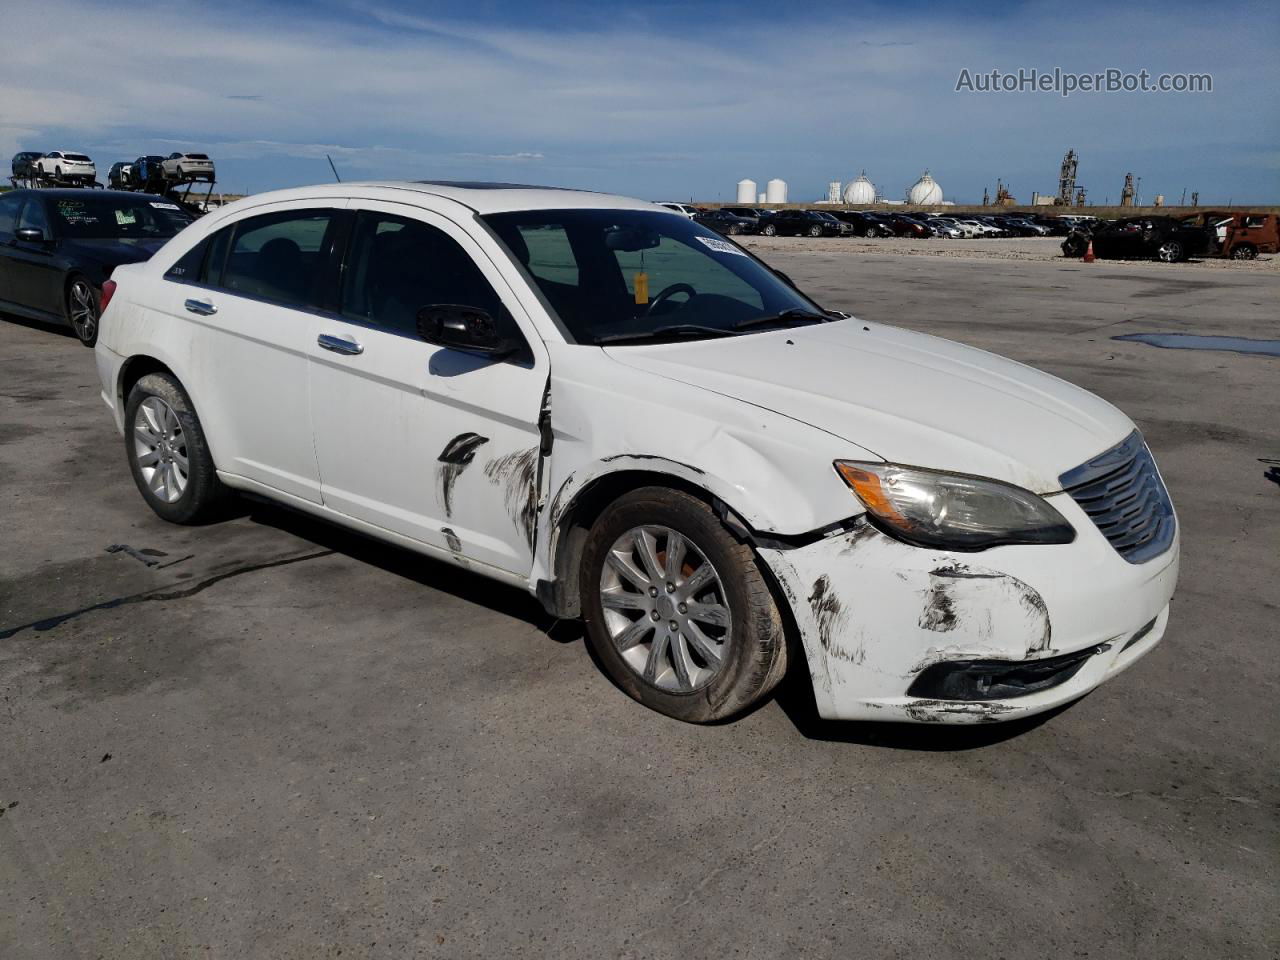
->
xmin=1 ymin=252 xmax=1277 ymax=959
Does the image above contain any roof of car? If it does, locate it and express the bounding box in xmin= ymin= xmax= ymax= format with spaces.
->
xmin=353 ymin=180 xmax=664 ymax=215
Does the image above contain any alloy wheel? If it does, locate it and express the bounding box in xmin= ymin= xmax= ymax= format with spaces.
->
xmin=598 ymin=525 xmax=732 ymax=693
xmin=1157 ymin=241 xmax=1183 ymax=263
xmin=133 ymin=396 xmax=189 ymax=503
xmin=68 ymin=279 xmax=98 ymax=343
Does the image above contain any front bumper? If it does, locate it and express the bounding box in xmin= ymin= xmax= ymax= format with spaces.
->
xmin=758 ymin=493 xmax=1179 ymax=723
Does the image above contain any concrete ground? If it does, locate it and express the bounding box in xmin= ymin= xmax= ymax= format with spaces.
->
xmin=2 ymin=248 xmax=1277 ymax=959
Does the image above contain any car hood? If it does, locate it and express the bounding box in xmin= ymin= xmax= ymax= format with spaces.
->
xmin=62 ymin=237 xmax=169 ymax=267
xmin=603 ymin=320 xmax=1134 ymax=493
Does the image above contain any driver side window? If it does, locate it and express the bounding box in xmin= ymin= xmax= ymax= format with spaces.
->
xmin=340 ymin=212 xmax=510 ymax=339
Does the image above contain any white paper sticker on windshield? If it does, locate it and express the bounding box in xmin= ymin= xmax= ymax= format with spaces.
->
xmin=696 ymin=235 xmax=748 ymax=257
xmin=149 ymin=202 xmax=181 ymax=210
xmin=115 ymin=209 xmax=138 ymax=225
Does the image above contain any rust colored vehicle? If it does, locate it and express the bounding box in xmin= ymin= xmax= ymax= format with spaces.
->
xmin=1182 ymin=211 xmax=1279 ymax=260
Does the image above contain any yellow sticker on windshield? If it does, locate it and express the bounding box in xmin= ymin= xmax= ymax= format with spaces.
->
xmin=634 ymin=271 xmax=649 ymax=305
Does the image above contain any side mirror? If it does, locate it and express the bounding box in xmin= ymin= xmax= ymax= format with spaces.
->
xmin=15 ymin=227 xmax=45 ymax=243
xmin=416 ymin=304 xmax=521 ymax=359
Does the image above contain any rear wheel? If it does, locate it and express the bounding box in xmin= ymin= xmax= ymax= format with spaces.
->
xmin=862 ymin=226 xmax=877 ymax=238
xmin=124 ymin=373 xmax=227 ymax=524
xmin=761 ymin=223 xmax=776 ymax=236
xmin=1230 ymin=244 xmax=1257 ymax=260
xmin=581 ymin=488 xmax=787 ymax=723
xmin=66 ymin=276 xmax=99 ymax=346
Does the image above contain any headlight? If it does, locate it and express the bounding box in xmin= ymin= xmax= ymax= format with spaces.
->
xmin=834 ymin=461 xmax=1075 ymax=550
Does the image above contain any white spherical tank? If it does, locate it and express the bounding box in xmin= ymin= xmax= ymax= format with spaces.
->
xmin=907 ymin=171 xmax=943 ymax=205
xmin=842 ymin=171 xmax=876 ymax=205
xmin=765 ymin=179 xmax=788 ymax=203
xmin=736 ymin=179 xmax=757 ymax=204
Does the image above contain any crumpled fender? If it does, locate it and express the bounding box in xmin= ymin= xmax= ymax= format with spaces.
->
xmin=531 ymin=341 xmax=879 ymax=583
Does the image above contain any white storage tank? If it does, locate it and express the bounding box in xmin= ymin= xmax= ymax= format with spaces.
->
xmin=765 ymin=178 xmax=788 ymax=203
xmin=907 ymin=171 xmax=943 ymax=205
xmin=826 ymin=181 xmax=842 ymax=203
xmin=758 ymin=192 xmax=767 ymax=204
xmin=842 ymin=171 xmax=876 ymax=205
xmin=736 ymin=179 xmax=757 ymax=203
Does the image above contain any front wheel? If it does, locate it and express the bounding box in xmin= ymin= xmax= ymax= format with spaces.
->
xmin=66 ymin=276 xmax=99 ymax=346
xmin=124 ymin=373 xmax=228 ymax=524
xmin=1156 ymin=240 xmax=1184 ymax=263
xmin=1230 ymin=244 xmax=1257 ymax=260
xmin=761 ymin=223 xmax=776 ymax=236
xmin=581 ymin=488 xmax=788 ymax=723
xmin=808 ymin=225 xmax=822 ymax=237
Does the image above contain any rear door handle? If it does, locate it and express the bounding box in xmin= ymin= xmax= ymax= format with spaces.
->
xmin=184 ymin=298 xmax=217 ymax=316
xmin=318 ymin=333 xmax=364 ymax=356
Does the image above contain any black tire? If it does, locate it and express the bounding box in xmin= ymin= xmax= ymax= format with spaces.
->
xmin=1230 ymin=244 xmax=1257 ymax=260
xmin=807 ymin=225 xmax=822 ymax=237
xmin=761 ymin=223 xmax=776 ymax=236
xmin=1156 ymin=240 xmax=1184 ymax=263
xmin=124 ymin=373 xmax=227 ymax=524
xmin=863 ymin=227 xmax=877 ymax=238
xmin=580 ymin=487 xmax=788 ymax=723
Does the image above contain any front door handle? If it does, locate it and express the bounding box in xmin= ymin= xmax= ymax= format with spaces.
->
xmin=318 ymin=333 xmax=364 ymax=356
xmin=184 ymin=298 xmax=217 ymax=316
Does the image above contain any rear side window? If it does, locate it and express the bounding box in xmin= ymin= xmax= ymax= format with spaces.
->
xmin=340 ymin=212 xmax=509 ymax=339
xmin=0 ymin=193 xmax=21 ymax=237
xmin=220 ymin=210 xmax=338 ymax=308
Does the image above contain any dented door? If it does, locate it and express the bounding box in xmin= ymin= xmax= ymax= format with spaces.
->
xmin=307 ymin=200 xmax=548 ymax=575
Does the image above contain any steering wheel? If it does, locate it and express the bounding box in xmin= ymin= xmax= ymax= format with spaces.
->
xmin=645 ymin=282 xmax=696 ymax=315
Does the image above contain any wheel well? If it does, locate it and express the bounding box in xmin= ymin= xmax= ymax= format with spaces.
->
xmin=118 ymin=355 xmax=174 ymax=410
xmin=546 ymin=469 xmax=735 ymax=619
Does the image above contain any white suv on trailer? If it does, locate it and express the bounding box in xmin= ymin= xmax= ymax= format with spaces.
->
xmin=35 ymin=151 xmax=96 ymax=183
xmin=93 ymin=181 xmax=1179 ymax=725
xmin=161 ymin=152 xmax=215 ymax=182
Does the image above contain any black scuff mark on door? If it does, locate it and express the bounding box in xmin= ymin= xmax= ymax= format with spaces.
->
xmin=436 ymin=433 xmax=489 ymax=518
xmin=441 ymin=527 xmax=464 ymax=558
xmin=807 ymin=575 xmax=846 ymax=652
xmin=485 ymin=447 xmax=539 ymax=551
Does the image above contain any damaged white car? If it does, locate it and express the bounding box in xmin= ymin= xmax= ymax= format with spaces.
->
xmin=94 ymin=182 xmax=1180 ymax=725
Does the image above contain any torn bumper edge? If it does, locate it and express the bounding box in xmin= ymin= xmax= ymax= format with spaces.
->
xmin=757 ymin=499 xmax=1179 ymax=724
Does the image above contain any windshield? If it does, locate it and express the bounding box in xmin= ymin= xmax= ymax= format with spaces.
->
xmin=482 ymin=209 xmax=827 ymax=345
xmin=51 ymin=194 xmax=193 ymax=239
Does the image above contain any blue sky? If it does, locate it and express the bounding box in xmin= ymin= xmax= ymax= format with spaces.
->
xmin=2 ymin=0 xmax=1277 ymax=203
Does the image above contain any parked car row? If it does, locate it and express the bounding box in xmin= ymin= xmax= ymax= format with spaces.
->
xmin=10 ymin=150 xmax=215 ymax=189
xmin=673 ymin=204 xmax=1088 ymax=240
xmin=1058 ymin=213 xmax=1276 ymax=262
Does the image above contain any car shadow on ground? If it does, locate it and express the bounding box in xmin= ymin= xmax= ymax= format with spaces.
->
xmin=0 ymin=312 xmax=76 ymax=340
xmin=242 ymin=499 xmax=1068 ymax=751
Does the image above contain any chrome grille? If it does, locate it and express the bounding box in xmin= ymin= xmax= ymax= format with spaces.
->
xmin=1060 ymin=432 xmax=1175 ymax=564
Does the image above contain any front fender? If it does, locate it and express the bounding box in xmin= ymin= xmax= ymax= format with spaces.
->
xmin=531 ymin=342 xmax=879 ymax=586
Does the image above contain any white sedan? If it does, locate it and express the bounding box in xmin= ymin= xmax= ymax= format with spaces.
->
xmin=93 ymin=182 xmax=1179 ymax=725
xmin=35 ymin=151 xmax=96 ymax=182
